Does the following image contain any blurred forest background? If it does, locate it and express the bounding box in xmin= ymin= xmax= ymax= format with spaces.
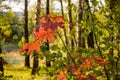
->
xmin=0 ymin=0 xmax=120 ymax=80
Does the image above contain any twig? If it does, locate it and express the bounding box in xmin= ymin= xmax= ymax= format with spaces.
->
xmin=91 ymin=8 xmax=109 ymax=80
xmin=56 ymin=30 xmax=76 ymax=65
xmin=93 ymin=32 xmax=109 ymax=80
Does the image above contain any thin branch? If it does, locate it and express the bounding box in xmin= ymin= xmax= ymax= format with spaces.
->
xmin=92 ymin=19 xmax=110 ymax=80
xmin=91 ymin=7 xmax=109 ymax=80
xmin=57 ymin=30 xmax=76 ymax=65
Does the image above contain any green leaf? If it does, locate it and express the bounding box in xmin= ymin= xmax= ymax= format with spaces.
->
xmin=51 ymin=45 xmax=59 ymax=50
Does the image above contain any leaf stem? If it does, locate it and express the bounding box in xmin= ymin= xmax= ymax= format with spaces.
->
xmin=91 ymin=18 xmax=110 ymax=80
xmin=93 ymin=32 xmax=109 ymax=80
xmin=56 ymin=30 xmax=76 ymax=65
xmin=91 ymin=7 xmax=109 ymax=80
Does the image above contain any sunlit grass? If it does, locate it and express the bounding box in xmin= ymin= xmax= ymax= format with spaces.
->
xmin=3 ymin=52 xmax=50 ymax=80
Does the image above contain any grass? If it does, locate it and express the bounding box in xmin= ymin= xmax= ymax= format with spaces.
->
xmin=3 ymin=52 xmax=50 ymax=80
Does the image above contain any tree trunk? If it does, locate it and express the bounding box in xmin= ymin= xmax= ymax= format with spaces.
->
xmin=31 ymin=52 xmax=39 ymax=75
xmin=78 ymin=0 xmax=86 ymax=48
xmin=31 ymin=0 xmax=41 ymax=75
xmin=60 ymin=0 xmax=68 ymax=46
xmin=109 ymin=0 xmax=120 ymax=79
xmin=68 ymin=0 xmax=74 ymax=49
xmin=46 ymin=0 xmax=50 ymax=14
xmin=84 ymin=0 xmax=94 ymax=48
xmin=87 ymin=31 xmax=94 ymax=48
xmin=60 ymin=0 xmax=64 ymax=18
xmin=0 ymin=43 xmax=4 ymax=78
xmin=77 ymin=0 xmax=83 ymax=47
xmin=46 ymin=0 xmax=51 ymax=67
xmin=24 ymin=0 xmax=30 ymax=68
xmin=115 ymin=25 xmax=120 ymax=79
xmin=109 ymin=0 xmax=115 ymax=58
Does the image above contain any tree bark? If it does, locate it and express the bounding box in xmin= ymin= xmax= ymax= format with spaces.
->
xmin=87 ymin=31 xmax=94 ymax=48
xmin=109 ymin=0 xmax=115 ymax=58
xmin=31 ymin=0 xmax=41 ymax=75
xmin=24 ymin=0 xmax=30 ymax=68
xmin=60 ymin=0 xmax=68 ymax=46
xmin=60 ymin=0 xmax=64 ymax=18
xmin=78 ymin=0 xmax=81 ymax=46
xmin=46 ymin=0 xmax=50 ymax=15
xmin=0 ymin=43 xmax=4 ymax=78
xmin=78 ymin=0 xmax=86 ymax=48
xmin=68 ymin=0 xmax=74 ymax=49
xmin=46 ymin=0 xmax=51 ymax=67
xmin=84 ymin=0 xmax=94 ymax=48
xmin=31 ymin=52 xmax=39 ymax=75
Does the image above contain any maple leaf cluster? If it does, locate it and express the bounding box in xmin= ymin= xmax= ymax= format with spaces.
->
xmin=57 ymin=71 xmax=66 ymax=80
xmin=33 ymin=14 xmax=64 ymax=43
xmin=57 ymin=57 xmax=108 ymax=80
xmin=19 ymin=40 xmax=40 ymax=54
xmin=19 ymin=14 xmax=64 ymax=54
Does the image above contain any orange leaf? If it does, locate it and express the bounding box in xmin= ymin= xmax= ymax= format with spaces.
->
xmin=74 ymin=71 xmax=85 ymax=80
xmin=66 ymin=65 xmax=79 ymax=72
xmin=94 ymin=57 xmax=109 ymax=66
xmin=34 ymin=27 xmax=56 ymax=43
xmin=19 ymin=40 xmax=40 ymax=55
xmin=55 ymin=16 xmax=64 ymax=23
xmin=81 ymin=59 xmax=93 ymax=70
xmin=57 ymin=71 xmax=66 ymax=80
xmin=40 ymin=14 xmax=54 ymax=23
xmin=87 ymin=74 xmax=96 ymax=80
xmin=74 ymin=71 xmax=83 ymax=77
xmin=40 ymin=16 xmax=48 ymax=23
xmin=40 ymin=15 xmax=64 ymax=29
xmin=19 ymin=43 xmax=30 ymax=54
xmin=27 ymin=40 xmax=40 ymax=54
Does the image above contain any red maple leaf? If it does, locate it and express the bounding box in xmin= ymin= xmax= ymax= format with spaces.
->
xmin=87 ymin=74 xmax=97 ymax=80
xmin=40 ymin=14 xmax=54 ymax=23
xmin=34 ymin=27 xmax=56 ymax=43
xmin=33 ymin=15 xmax=64 ymax=43
xmin=40 ymin=15 xmax=64 ymax=30
xmin=19 ymin=40 xmax=40 ymax=55
xmin=81 ymin=59 xmax=93 ymax=70
xmin=66 ymin=65 xmax=79 ymax=72
xmin=41 ymin=22 xmax=58 ymax=31
xmin=57 ymin=71 xmax=66 ymax=80
xmin=54 ymin=16 xmax=64 ymax=23
xmin=94 ymin=57 xmax=109 ymax=66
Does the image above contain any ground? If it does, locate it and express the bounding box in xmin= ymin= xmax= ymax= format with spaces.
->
xmin=3 ymin=52 xmax=50 ymax=80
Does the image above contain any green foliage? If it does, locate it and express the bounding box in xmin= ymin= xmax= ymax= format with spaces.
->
xmin=1 ymin=0 xmax=120 ymax=80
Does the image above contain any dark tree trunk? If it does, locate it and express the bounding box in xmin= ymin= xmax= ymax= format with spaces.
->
xmin=78 ymin=0 xmax=83 ymax=47
xmin=46 ymin=0 xmax=51 ymax=67
xmin=31 ymin=0 xmax=41 ymax=75
xmin=84 ymin=0 xmax=94 ymax=48
xmin=0 ymin=43 xmax=4 ymax=78
xmin=78 ymin=0 xmax=85 ymax=48
xmin=31 ymin=52 xmax=39 ymax=75
xmin=68 ymin=0 xmax=74 ymax=49
xmin=60 ymin=0 xmax=64 ymax=18
xmin=87 ymin=31 xmax=94 ymax=48
xmin=109 ymin=0 xmax=115 ymax=58
xmin=108 ymin=0 xmax=114 ymax=76
xmin=60 ymin=0 xmax=68 ymax=46
xmin=46 ymin=0 xmax=50 ymax=14
xmin=24 ymin=0 xmax=30 ymax=68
